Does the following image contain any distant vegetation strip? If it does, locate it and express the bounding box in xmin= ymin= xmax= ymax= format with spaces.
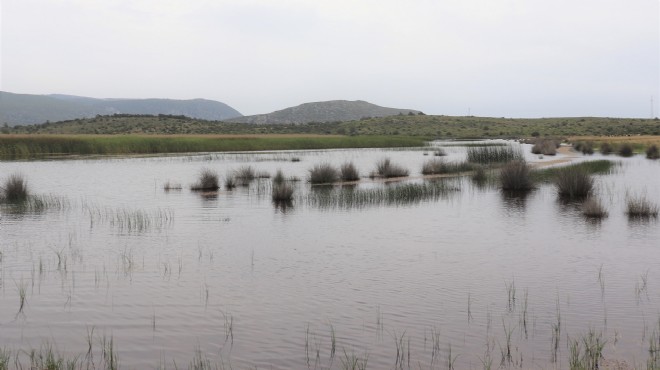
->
xmin=0 ymin=135 xmax=428 ymax=159
xmin=5 ymin=113 xmax=660 ymax=138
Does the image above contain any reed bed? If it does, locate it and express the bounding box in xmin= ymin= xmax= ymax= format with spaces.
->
xmin=421 ymin=159 xmax=474 ymax=175
xmin=84 ymin=204 xmax=174 ymax=233
xmin=375 ymin=158 xmax=409 ymax=178
xmin=309 ymin=163 xmax=339 ymax=184
xmin=190 ymin=168 xmax=219 ymax=191
xmin=306 ymin=180 xmax=459 ymax=209
xmin=625 ymin=195 xmax=659 ymax=218
xmin=0 ymin=135 xmax=428 ymax=159
xmin=467 ymin=145 xmax=522 ymax=164
xmin=531 ymin=160 xmax=615 ymax=183
xmin=499 ymin=160 xmax=533 ymax=191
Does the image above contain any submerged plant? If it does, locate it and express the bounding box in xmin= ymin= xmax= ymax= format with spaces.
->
xmin=191 ymin=168 xmax=219 ymax=191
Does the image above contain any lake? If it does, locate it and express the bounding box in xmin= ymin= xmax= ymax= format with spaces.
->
xmin=0 ymin=141 xmax=659 ymax=369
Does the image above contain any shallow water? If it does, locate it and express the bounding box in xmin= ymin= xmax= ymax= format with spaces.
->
xmin=0 ymin=141 xmax=659 ymax=369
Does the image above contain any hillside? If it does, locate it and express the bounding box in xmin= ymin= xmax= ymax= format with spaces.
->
xmin=226 ymin=100 xmax=421 ymax=124
xmin=0 ymin=92 xmax=243 ymax=125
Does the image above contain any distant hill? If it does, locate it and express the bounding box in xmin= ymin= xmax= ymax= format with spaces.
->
xmin=0 ymin=92 xmax=243 ymax=125
xmin=226 ymin=100 xmax=422 ymax=124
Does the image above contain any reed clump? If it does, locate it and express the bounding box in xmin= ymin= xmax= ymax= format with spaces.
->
xmin=582 ymin=197 xmax=608 ymax=218
xmin=421 ymin=159 xmax=473 ymax=175
xmin=1 ymin=173 xmax=29 ymax=202
xmin=467 ymin=145 xmax=522 ymax=164
xmin=272 ymin=171 xmax=294 ymax=202
xmin=340 ymin=162 xmax=360 ymax=181
xmin=224 ymin=176 xmax=236 ymax=190
xmin=190 ymin=169 xmax=219 ymax=191
xmin=618 ymin=144 xmax=634 ymax=157
xmin=309 ymin=163 xmax=339 ymax=184
xmin=375 ymin=158 xmax=409 ymax=178
xmin=646 ymin=145 xmax=659 ymax=159
xmin=626 ymin=195 xmax=659 ymax=218
xmin=499 ymin=160 xmax=533 ymax=191
xmin=531 ymin=139 xmax=557 ymax=156
xmin=234 ymin=166 xmax=256 ymax=186
xmin=555 ymin=167 xmax=593 ymax=199
xmin=599 ymin=142 xmax=614 ymax=155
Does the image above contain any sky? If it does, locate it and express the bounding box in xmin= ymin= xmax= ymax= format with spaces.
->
xmin=1 ymin=0 xmax=659 ymax=118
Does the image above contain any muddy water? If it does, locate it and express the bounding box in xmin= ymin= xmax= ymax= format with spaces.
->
xmin=0 ymin=141 xmax=658 ymax=369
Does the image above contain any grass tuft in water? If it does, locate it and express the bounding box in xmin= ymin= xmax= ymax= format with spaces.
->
xmin=340 ymin=162 xmax=360 ymax=181
xmin=309 ymin=163 xmax=339 ymax=184
xmin=568 ymin=329 xmax=606 ymax=370
xmin=1 ymin=173 xmax=29 ymax=202
xmin=272 ymin=171 xmax=294 ymax=202
xmin=646 ymin=144 xmax=659 ymax=159
xmin=582 ymin=197 xmax=608 ymax=218
xmin=555 ymin=167 xmax=594 ymax=199
xmin=618 ymin=144 xmax=634 ymax=157
xmin=191 ymin=168 xmax=219 ymax=191
xmin=599 ymin=142 xmax=614 ymax=155
xmin=234 ymin=166 xmax=256 ymax=186
xmin=500 ymin=160 xmax=532 ymax=191
xmin=626 ymin=195 xmax=659 ymax=218
xmin=375 ymin=158 xmax=409 ymax=178
xmin=421 ymin=159 xmax=473 ymax=175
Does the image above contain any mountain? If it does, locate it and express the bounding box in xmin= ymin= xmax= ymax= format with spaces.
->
xmin=226 ymin=100 xmax=421 ymax=124
xmin=0 ymin=92 xmax=243 ymax=125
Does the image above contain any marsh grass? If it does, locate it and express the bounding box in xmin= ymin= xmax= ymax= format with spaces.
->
xmin=306 ymin=180 xmax=459 ymax=209
xmin=574 ymin=141 xmax=594 ymax=155
xmin=532 ymin=160 xmax=614 ymax=183
xmin=626 ymin=195 xmax=659 ymax=218
xmin=646 ymin=145 xmax=659 ymax=159
xmin=340 ymin=162 xmax=360 ymax=181
xmin=582 ymin=197 xmax=608 ymax=218
xmin=163 ymin=181 xmax=182 ymax=191
xmin=309 ymin=163 xmax=339 ymax=184
xmin=224 ymin=176 xmax=236 ymax=190
xmin=555 ymin=167 xmax=594 ymax=199
xmin=191 ymin=169 xmax=219 ymax=191
xmin=467 ymin=145 xmax=522 ymax=164
xmin=471 ymin=165 xmax=488 ymax=183
xmin=234 ymin=166 xmax=256 ymax=186
xmin=272 ymin=177 xmax=294 ymax=203
xmin=375 ymin=158 xmax=409 ymax=178
xmin=2 ymin=194 xmax=70 ymax=214
xmin=421 ymin=159 xmax=473 ymax=175
xmin=1 ymin=173 xmax=29 ymax=202
xmin=499 ymin=160 xmax=532 ymax=191
xmin=649 ymin=319 xmax=660 ymax=369
xmin=599 ymin=142 xmax=614 ymax=155
xmin=568 ymin=329 xmax=605 ymax=370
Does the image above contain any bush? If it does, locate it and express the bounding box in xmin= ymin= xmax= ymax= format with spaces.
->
xmin=191 ymin=169 xmax=219 ymax=191
xmin=500 ymin=160 xmax=532 ymax=191
xmin=309 ymin=163 xmax=339 ymax=184
xmin=555 ymin=167 xmax=593 ymax=199
xmin=599 ymin=142 xmax=613 ymax=155
xmin=1 ymin=173 xmax=29 ymax=202
xmin=646 ymin=145 xmax=659 ymax=159
xmin=376 ymin=158 xmax=409 ymax=178
xmin=531 ymin=140 xmax=557 ymax=156
xmin=340 ymin=162 xmax=360 ymax=181
xmin=618 ymin=144 xmax=634 ymax=157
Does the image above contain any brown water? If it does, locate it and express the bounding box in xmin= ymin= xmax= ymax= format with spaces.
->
xmin=0 ymin=141 xmax=659 ymax=369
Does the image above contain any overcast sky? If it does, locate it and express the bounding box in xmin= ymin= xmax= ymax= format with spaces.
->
xmin=1 ymin=0 xmax=659 ymax=117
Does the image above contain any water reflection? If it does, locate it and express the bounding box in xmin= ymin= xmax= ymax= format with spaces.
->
xmin=499 ymin=190 xmax=531 ymax=214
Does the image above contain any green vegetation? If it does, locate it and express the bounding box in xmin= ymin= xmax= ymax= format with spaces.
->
xmin=618 ymin=144 xmax=634 ymax=157
xmin=646 ymin=144 xmax=659 ymax=159
xmin=467 ymin=145 xmax=522 ymax=164
xmin=531 ymin=160 xmax=614 ymax=183
xmin=421 ymin=159 xmax=474 ymax=175
xmin=568 ymin=329 xmax=606 ymax=370
xmin=0 ymin=134 xmax=428 ymax=159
